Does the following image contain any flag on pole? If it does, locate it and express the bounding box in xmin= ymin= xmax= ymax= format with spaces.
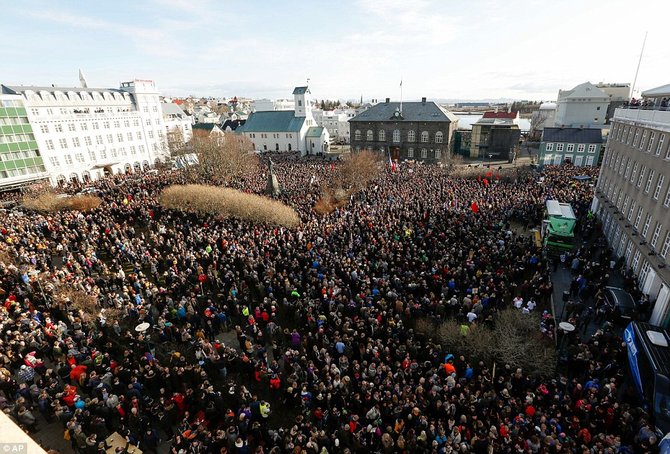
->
xmin=470 ymin=201 xmax=480 ymax=213
xmin=400 ymin=80 xmax=402 ymax=88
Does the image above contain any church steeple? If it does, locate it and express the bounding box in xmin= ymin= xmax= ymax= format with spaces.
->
xmin=293 ymin=86 xmax=311 ymax=118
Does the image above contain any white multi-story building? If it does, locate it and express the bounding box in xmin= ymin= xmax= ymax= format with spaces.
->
xmin=1 ymin=79 xmax=167 ymax=185
xmin=312 ymin=108 xmax=356 ymax=142
xmin=251 ymin=98 xmax=295 ymax=112
xmin=162 ymin=102 xmax=193 ymax=147
xmin=555 ymin=81 xmax=609 ymax=128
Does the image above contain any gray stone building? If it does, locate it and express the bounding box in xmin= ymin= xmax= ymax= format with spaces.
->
xmin=348 ymin=98 xmax=458 ymax=162
xmin=592 ymin=83 xmax=670 ymax=328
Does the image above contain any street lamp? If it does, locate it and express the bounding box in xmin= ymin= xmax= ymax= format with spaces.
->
xmin=487 ymin=153 xmax=493 ymax=168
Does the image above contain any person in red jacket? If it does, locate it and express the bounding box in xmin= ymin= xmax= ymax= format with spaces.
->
xmin=69 ymin=364 xmax=87 ymax=383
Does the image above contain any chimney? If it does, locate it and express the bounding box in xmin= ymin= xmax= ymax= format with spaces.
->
xmin=421 ymin=97 xmax=426 ymax=104
xmin=385 ymin=98 xmax=390 ymax=103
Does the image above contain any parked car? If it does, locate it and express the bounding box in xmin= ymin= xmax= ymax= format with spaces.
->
xmin=604 ymin=286 xmax=636 ymax=322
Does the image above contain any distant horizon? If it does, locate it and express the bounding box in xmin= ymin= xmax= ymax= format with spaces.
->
xmin=4 ymin=0 xmax=669 ymax=101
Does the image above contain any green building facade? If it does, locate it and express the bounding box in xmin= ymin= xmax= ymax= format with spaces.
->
xmin=0 ymin=95 xmax=47 ymax=189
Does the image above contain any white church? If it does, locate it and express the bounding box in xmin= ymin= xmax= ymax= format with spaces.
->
xmin=236 ymin=86 xmax=329 ymax=155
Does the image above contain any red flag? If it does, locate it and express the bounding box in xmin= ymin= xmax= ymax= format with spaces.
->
xmin=486 ymin=171 xmax=493 ymax=178
xmin=483 ymin=178 xmax=489 ymax=186
xmin=470 ymin=202 xmax=479 ymax=213
xmin=331 ymin=163 xmax=335 ymax=172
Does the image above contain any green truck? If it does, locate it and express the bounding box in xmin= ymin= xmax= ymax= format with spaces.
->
xmin=542 ymin=200 xmax=576 ymax=252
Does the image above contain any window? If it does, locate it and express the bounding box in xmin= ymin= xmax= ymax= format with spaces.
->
xmin=96 ymin=135 xmax=103 ymax=145
xmin=420 ymin=148 xmax=427 ymax=158
xmin=68 ymin=123 xmax=76 ymax=132
xmin=88 ymin=150 xmax=96 ymax=161
xmin=633 ymin=128 xmax=640 ymax=147
xmin=30 ymin=108 xmax=39 ymax=116
xmin=117 ymin=133 xmax=124 ymax=142
xmin=435 ymin=132 xmax=444 ymax=143
xmin=133 ymin=119 xmax=139 ymax=127
xmin=45 ymin=139 xmax=54 ymax=150
xmin=664 ymin=185 xmax=670 ymax=207
xmin=378 ymin=130 xmax=385 ymax=141
xmin=49 ymin=156 xmax=60 ymax=167
xmin=647 ymin=132 xmax=655 ymax=152
xmin=107 ymin=134 xmax=114 ymax=143
xmin=130 ymin=146 xmax=136 ymax=155
xmin=59 ymin=138 xmax=68 ymax=149
xmin=393 ymin=130 xmax=400 ymax=143
xmin=640 ymin=130 xmax=648 ymax=150
xmin=148 ymin=131 xmax=154 ymax=139
xmin=645 ymin=170 xmax=655 ymax=193
xmin=637 ymin=166 xmax=646 ymax=187
xmin=64 ymin=154 xmax=73 ymax=165
xmin=146 ymin=119 xmax=151 ymax=126
xmin=407 ymin=147 xmax=414 ymax=158
xmin=111 ymin=148 xmax=118 ymax=158
xmin=103 ymin=121 xmax=110 ymax=129
xmin=435 ymin=149 xmax=441 ymax=159
xmin=654 ymin=175 xmax=665 ymax=200
xmin=585 ymin=155 xmax=594 ymax=166
xmin=84 ymin=136 xmax=92 ymax=146
xmin=136 ymin=132 xmax=142 ymax=140
xmin=143 ymin=106 xmax=149 ymax=113
xmin=366 ymin=130 xmax=373 ymax=141
xmin=113 ymin=121 xmax=120 ymax=128
xmin=54 ymin=124 xmax=63 ymax=133
xmin=92 ymin=122 xmax=99 ymax=130
xmin=39 ymin=125 xmax=49 ymax=134
xmin=587 ymin=144 xmax=597 ymax=153
xmin=661 ymin=232 xmax=670 ymax=259
xmin=556 ymin=143 xmax=564 ymax=152
xmin=634 ymin=207 xmax=643 ymax=229
xmin=153 ymin=106 xmax=158 ymax=112
xmin=99 ymin=149 xmax=107 ymax=159
xmin=567 ymin=143 xmax=574 ymax=152
xmin=630 ymin=162 xmax=638 ymax=183
xmin=627 ymin=127 xmax=634 ymax=144
xmin=124 ymin=120 xmax=130 ymax=128
xmin=642 ymin=214 xmax=652 ymax=237
xmin=127 ymin=132 xmax=133 ymax=141
xmin=632 ymin=250 xmax=641 ymax=273
xmin=657 ymin=133 xmax=666 ymax=157
xmin=577 ymin=144 xmax=585 ymax=153
xmin=81 ymin=123 xmax=88 ymax=131
xmin=651 ymin=223 xmax=662 ymax=247
xmin=420 ymin=131 xmax=429 ymax=143
xmin=545 ymin=143 xmax=554 ymax=151
xmin=72 ymin=137 xmax=80 ymax=147
xmin=407 ymin=130 xmax=416 ymax=142
xmin=75 ymin=153 xmax=85 ymax=163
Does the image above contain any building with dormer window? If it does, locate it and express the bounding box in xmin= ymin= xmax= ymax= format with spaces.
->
xmin=348 ymin=97 xmax=458 ymax=162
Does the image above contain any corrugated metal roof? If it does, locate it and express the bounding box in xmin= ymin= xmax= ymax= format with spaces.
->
xmin=292 ymin=86 xmax=309 ymax=95
xmin=546 ymin=200 xmax=576 ymax=219
xmin=161 ymin=102 xmax=187 ymax=116
xmin=237 ymin=111 xmax=305 ymax=133
xmin=542 ymin=127 xmax=603 ymax=143
xmin=349 ymin=101 xmax=455 ymax=123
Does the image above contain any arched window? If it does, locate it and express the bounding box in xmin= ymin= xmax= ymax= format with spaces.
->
xmin=407 ymin=148 xmax=414 ymax=158
xmin=393 ymin=130 xmax=400 ymax=143
xmin=421 ymin=131 xmax=429 ymax=143
xmin=366 ymin=130 xmax=373 ymax=141
xmin=378 ymin=130 xmax=385 ymax=141
xmin=354 ymin=130 xmax=361 ymax=141
xmin=407 ymin=130 xmax=415 ymax=142
xmin=421 ymin=148 xmax=427 ymax=158
xmin=435 ymin=149 xmax=442 ymax=159
xmin=435 ymin=131 xmax=444 ymax=143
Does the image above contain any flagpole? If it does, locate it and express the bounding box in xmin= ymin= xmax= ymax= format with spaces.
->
xmin=399 ymin=78 xmax=403 ymax=115
xmin=630 ymin=31 xmax=647 ymax=100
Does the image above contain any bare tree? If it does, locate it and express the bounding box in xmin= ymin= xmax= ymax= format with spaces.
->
xmin=187 ymin=131 xmax=258 ymax=184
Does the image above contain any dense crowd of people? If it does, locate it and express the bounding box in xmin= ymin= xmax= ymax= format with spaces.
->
xmin=0 ymin=155 xmax=660 ymax=453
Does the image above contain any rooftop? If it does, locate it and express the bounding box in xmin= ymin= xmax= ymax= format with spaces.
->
xmin=542 ymin=127 xmax=603 ymax=143
xmin=349 ymin=101 xmax=457 ymax=123
xmin=482 ymin=111 xmax=518 ymax=119
xmin=236 ymin=110 xmax=305 ymax=133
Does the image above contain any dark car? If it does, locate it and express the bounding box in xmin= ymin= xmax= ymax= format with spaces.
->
xmin=604 ymin=286 xmax=636 ymax=322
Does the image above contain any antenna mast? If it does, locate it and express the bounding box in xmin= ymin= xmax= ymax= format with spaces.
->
xmin=630 ymin=31 xmax=648 ymax=100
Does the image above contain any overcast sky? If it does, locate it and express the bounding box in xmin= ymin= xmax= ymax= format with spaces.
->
xmin=4 ymin=0 xmax=669 ymax=101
